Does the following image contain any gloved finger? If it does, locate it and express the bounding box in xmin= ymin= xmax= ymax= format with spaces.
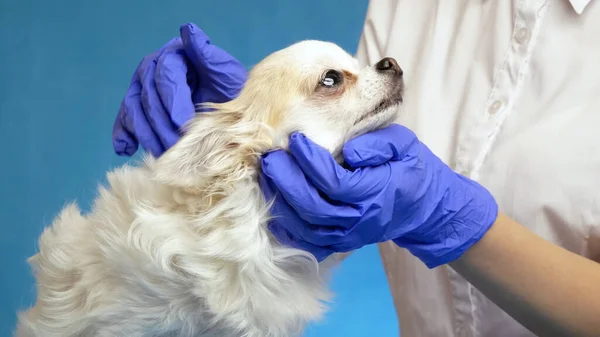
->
xmin=259 ymin=169 xmax=360 ymax=248
xmin=260 ymin=150 xmax=364 ymax=228
xmin=113 ymin=61 xmax=146 ymax=156
xmin=267 ymin=222 xmax=335 ymax=262
xmin=286 ymin=133 xmax=394 ymax=202
xmin=113 ymin=38 xmax=181 ymax=157
xmin=139 ymin=53 xmax=182 ymax=153
xmin=113 ymin=102 xmax=139 ymax=156
xmin=343 ymin=123 xmax=420 ymax=167
xmin=180 ymin=23 xmax=247 ymax=103
xmin=260 ymin=172 xmax=350 ymax=251
xmin=155 ymin=38 xmax=197 ymax=130
xmin=118 ymin=72 xmax=165 ymax=157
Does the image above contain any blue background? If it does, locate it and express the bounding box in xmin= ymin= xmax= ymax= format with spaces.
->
xmin=0 ymin=0 xmax=399 ymax=336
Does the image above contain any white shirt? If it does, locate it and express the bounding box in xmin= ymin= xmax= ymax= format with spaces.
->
xmin=356 ymin=0 xmax=600 ymax=336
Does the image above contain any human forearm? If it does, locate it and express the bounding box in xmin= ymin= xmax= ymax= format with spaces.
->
xmin=450 ymin=213 xmax=600 ymax=337
xmin=258 ymin=124 xmax=600 ymax=335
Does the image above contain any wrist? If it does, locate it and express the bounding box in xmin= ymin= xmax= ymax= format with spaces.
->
xmin=394 ymin=173 xmax=499 ymax=268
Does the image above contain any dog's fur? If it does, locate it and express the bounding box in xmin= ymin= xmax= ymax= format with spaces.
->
xmin=16 ymin=40 xmax=403 ymax=337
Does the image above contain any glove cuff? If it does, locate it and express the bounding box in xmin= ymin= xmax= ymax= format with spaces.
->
xmin=394 ymin=176 xmax=499 ymax=269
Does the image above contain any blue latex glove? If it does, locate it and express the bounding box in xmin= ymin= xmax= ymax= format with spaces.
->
xmin=112 ymin=23 xmax=248 ymax=157
xmin=260 ymin=124 xmax=499 ymax=268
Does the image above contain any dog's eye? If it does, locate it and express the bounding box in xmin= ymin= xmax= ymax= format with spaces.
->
xmin=320 ymin=70 xmax=343 ymax=87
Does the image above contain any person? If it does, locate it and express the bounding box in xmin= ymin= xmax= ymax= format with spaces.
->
xmin=112 ymin=1 xmax=600 ymax=336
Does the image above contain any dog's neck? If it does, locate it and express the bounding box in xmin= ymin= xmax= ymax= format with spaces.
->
xmin=147 ymin=111 xmax=331 ymax=336
xmin=150 ymin=110 xmax=275 ymax=255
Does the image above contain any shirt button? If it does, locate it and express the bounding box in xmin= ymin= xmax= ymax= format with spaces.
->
xmin=488 ymin=100 xmax=503 ymax=115
xmin=515 ymin=27 xmax=530 ymax=44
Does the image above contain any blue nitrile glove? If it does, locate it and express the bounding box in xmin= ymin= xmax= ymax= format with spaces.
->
xmin=260 ymin=124 xmax=499 ymax=268
xmin=112 ymin=23 xmax=248 ymax=157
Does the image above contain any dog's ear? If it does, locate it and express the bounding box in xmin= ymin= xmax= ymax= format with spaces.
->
xmin=152 ymin=60 xmax=303 ymax=190
xmin=152 ymin=106 xmax=272 ymax=191
xmin=153 ymin=110 xmax=241 ymax=189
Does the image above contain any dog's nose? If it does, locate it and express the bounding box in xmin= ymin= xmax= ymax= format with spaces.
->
xmin=376 ymin=57 xmax=403 ymax=76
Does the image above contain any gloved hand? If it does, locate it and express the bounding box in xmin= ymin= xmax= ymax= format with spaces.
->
xmin=112 ymin=23 xmax=248 ymax=157
xmin=260 ymin=124 xmax=499 ymax=268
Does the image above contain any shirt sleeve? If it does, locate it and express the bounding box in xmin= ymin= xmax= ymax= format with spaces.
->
xmin=355 ymin=0 xmax=399 ymax=68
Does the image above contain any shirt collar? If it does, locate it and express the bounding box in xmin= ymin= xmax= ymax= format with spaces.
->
xmin=569 ymin=0 xmax=593 ymax=14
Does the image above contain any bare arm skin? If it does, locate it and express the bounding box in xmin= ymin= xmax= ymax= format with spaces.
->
xmin=450 ymin=213 xmax=600 ymax=337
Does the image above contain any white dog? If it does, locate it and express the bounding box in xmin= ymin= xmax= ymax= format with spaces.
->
xmin=16 ymin=40 xmax=404 ymax=337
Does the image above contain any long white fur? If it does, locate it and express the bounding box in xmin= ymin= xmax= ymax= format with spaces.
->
xmin=15 ymin=40 xmax=402 ymax=337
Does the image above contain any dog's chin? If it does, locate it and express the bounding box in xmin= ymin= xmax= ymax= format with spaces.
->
xmin=355 ymin=102 xmax=400 ymax=130
xmin=331 ymin=97 xmax=402 ymax=165
xmin=352 ymin=80 xmax=404 ymax=130
xmin=348 ymin=96 xmax=402 ymax=139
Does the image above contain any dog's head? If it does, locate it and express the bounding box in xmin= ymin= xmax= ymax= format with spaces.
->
xmin=235 ymin=40 xmax=404 ymax=154
xmin=154 ymin=40 xmax=403 ymax=189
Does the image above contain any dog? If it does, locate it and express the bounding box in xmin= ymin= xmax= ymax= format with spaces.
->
xmin=15 ymin=40 xmax=404 ymax=337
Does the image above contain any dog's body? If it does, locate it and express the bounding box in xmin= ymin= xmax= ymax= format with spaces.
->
xmin=16 ymin=40 xmax=403 ymax=337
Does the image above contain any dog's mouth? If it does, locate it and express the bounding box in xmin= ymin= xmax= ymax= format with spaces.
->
xmin=354 ymin=88 xmax=404 ymax=126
